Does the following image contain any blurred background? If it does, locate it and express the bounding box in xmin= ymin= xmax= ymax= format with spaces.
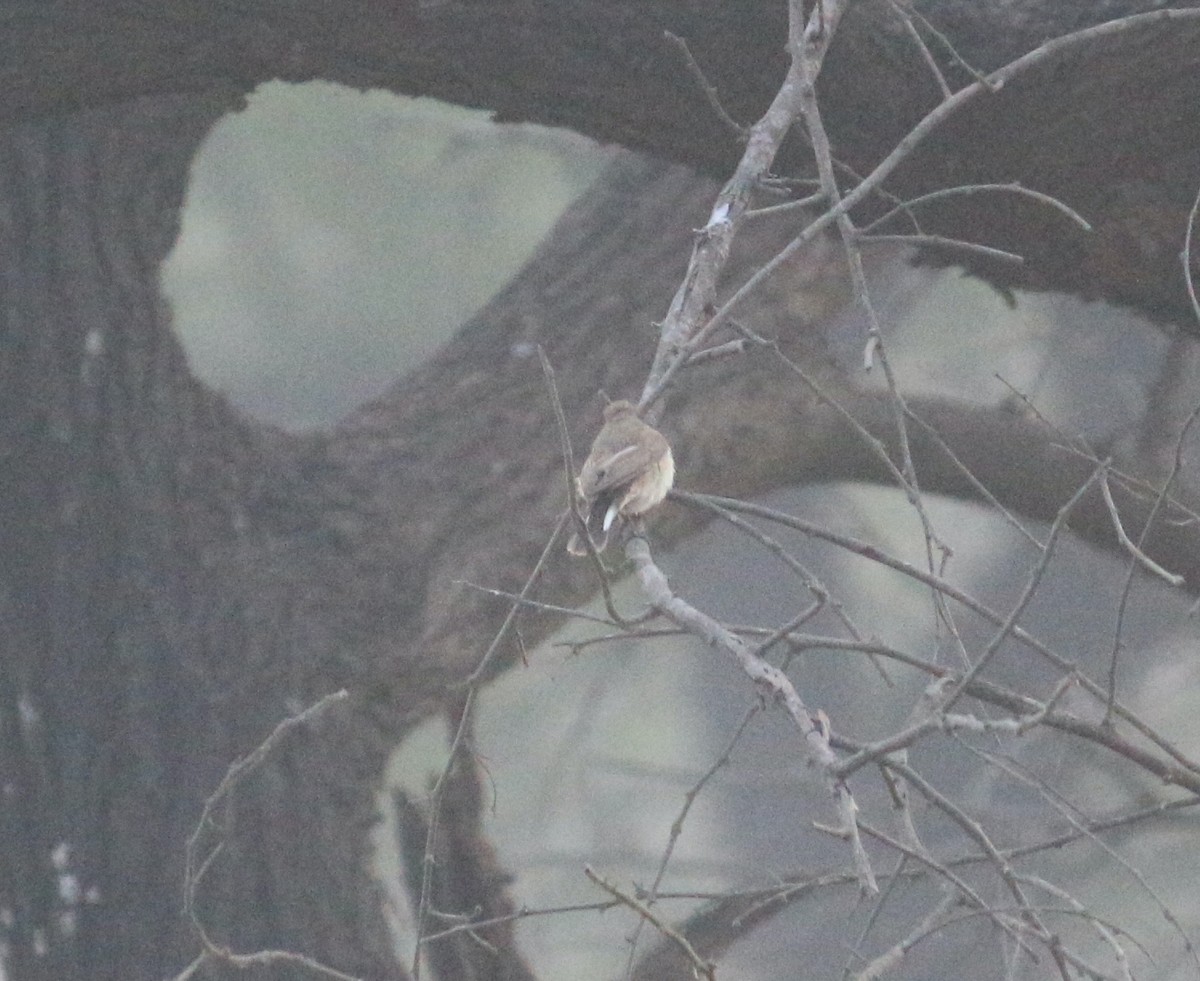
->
xmin=163 ymin=81 xmax=605 ymax=430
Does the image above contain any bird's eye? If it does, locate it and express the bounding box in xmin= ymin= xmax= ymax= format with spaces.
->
xmin=596 ymin=469 xmax=606 ymax=479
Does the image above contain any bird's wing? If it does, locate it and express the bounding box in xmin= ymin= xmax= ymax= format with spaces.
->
xmin=578 ymin=431 xmax=667 ymax=496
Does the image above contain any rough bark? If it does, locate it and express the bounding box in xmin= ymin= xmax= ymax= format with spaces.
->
xmin=3 ymin=2 xmax=1200 ymax=980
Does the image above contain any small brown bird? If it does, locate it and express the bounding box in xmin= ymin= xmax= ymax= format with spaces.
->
xmin=567 ymin=400 xmax=675 ymax=555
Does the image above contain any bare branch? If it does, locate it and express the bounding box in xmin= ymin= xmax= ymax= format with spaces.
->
xmin=857 ymin=232 xmax=1025 ymax=266
xmin=1099 ymin=468 xmax=1185 ymax=588
xmin=684 ymin=337 xmax=752 ymax=365
xmin=674 ymin=490 xmax=1200 ymax=787
xmin=1104 ymin=401 xmax=1200 ymax=721
xmin=859 ymin=181 xmax=1092 ymax=236
xmin=624 ymin=703 xmax=761 ymax=977
xmin=884 ymin=759 xmax=1073 ymax=979
xmin=625 ymin=534 xmax=879 ymax=894
xmin=663 ymin=30 xmax=748 ymax=140
xmin=176 ymin=690 xmax=354 ymax=981
xmin=585 ymin=865 xmax=717 ymax=981
xmin=939 ymin=464 xmax=1103 ymax=714
xmin=639 ymin=0 xmax=847 ymax=409
xmin=849 ymin=893 xmax=959 ymax=981
xmin=1183 ymin=179 xmax=1200 ymax=327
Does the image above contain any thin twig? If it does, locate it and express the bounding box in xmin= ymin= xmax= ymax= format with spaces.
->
xmin=415 ymin=507 xmax=570 ymax=977
xmin=842 ymin=853 xmax=912 ymax=980
xmin=623 ymin=703 xmax=761 ymax=979
xmin=663 ymin=30 xmax=748 ymax=139
xmin=900 ymin=2 xmax=991 ymax=85
xmin=665 ymin=486 xmax=887 ymax=679
xmin=938 ymin=463 xmax=1104 ymax=715
xmin=860 ymin=181 xmax=1092 ymax=236
xmin=995 ymin=374 xmax=1200 ymax=529
xmin=454 ymin=579 xmax=621 ymax=628
xmin=418 ymin=900 xmax=619 ymax=945
xmin=770 ymin=344 xmax=974 ymax=667
xmin=744 ymin=190 xmax=826 ymax=220
xmin=670 ymin=488 xmax=842 ymax=623
xmin=850 ymin=893 xmax=960 ymax=980
xmin=176 ymin=690 xmax=354 ymax=981
xmin=458 ymin=510 xmax=569 ymax=689
xmin=958 ymin=740 xmax=1200 ymax=976
xmin=885 ymin=759 xmax=1073 ymax=979
xmin=857 ymin=232 xmax=1024 ymax=266
xmin=1099 ymin=468 xmax=1185 ymax=587
xmin=1104 ymin=401 xmax=1200 ymax=721
xmin=796 ymin=14 xmax=968 ymax=681
xmin=729 ymin=795 xmax=1200 ymax=929
xmin=1182 ymin=180 xmax=1200 ymax=326
xmin=665 ymin=11 xmax=1197 ymax=379
xmin=853 ymin=821 xmax=1030 ymax=952
xmin=411 ymin=694 xmax=475 ymax=980
xmin=902 ymin=405 xmax=1044 ymax=550
xmin=833 ymin=674 xmax=1076 ymax=780
xmin=685 ymin=337 xmax=751 ymax=365
xmin=626 ymin=534 xmax=879 ymax=894
xmin=585 ymin=865 xmax=716 ymax=981
xmin=888 ymin=0 xmax=952 ymax=98
xmin=639 ymin=0 xmax=848 ymax=410
xmin=674 ymin=489 xmax=1200 ymax=786
xmin=1018 ymin=876 xmax=1135 ymax=981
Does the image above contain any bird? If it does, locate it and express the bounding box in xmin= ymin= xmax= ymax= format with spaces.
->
xmin=566 ymin=400 xmax=675 ymax=555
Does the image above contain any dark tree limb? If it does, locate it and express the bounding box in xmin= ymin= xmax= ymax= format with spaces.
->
xmin=5 ymin=1 xmax=1200 ymax=320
